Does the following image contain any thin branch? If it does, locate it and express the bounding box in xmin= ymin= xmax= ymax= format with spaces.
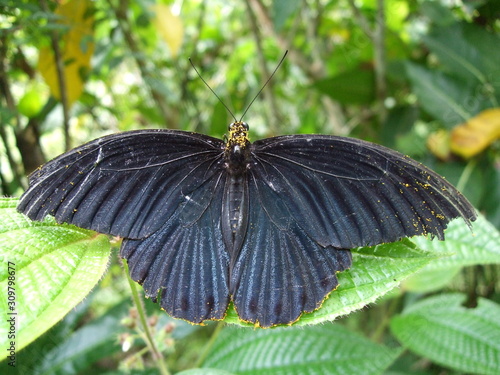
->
xmin=244 ymin=0 xmax=282 ymax=133
xmin=249 ymin=0 xmax=315 ymax=78
xmin=374 ymin=0 xmax=387 ymax=123
xmin=247 ymin=0 xmax=349 ymax=135
xmin=456 ymin=159 xmax=476 ymax=193
xmin=346 ymin=0 xmax=373 ymax=38
xmin=0 ymin=34 xmax=26 ymax=188
xmin=348 ymin=0 xmax=387 ymax=124
xmin=110 ymin=0 xmax=174 ymax=127
xmin=0 ymin=36 xmax=20 ymax=128
xmin=123 ymin=261 xmax=170 ymax=375
xmin=194 ymin=322 xmax=225 ymax=368
xmin=40 ymin=0 xmax=72 ymax=151
xmin=180 ymin=0 xmax=207 ymax=132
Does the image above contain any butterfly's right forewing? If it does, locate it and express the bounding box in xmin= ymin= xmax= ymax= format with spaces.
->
xmin=18 ymin=130 xmax=225 ymax=239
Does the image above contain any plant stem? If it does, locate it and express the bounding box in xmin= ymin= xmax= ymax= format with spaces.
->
xmin=370 ymin=293 xmax=401 ymax=343
xmin=40 ymin=0 xmax=72 ymax=151
xmin=194 ymin=321 xmax=225 ymax=368
xmin=456 ymin=159 xmax=477 ymax=193
xmin=0 ymin=35 xmax=25 ymax=189
xmin=123 ymin=260 xmax=171 ymax=375
xmin=244 ymin=0 xmax=280 ymax=134
xmin=246 ymin=0 xmax=349 ymax=135
xmin=374 ymin=0 xmax=387 ymax=124
xmin=348 ymin=0 xmax=387 ymax=125
xmin=109 ymin=0 xmax=174 ymax=127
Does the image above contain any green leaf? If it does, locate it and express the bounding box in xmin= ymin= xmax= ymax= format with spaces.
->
xmin=380 ymin=105 xmax=420 ymax=149
xmin=178 ymin=369 xmax=235 ymax=375
xmin=404 ymin=214 xmax=499 ymax=292
xmin=203 ymin=325 xmax=402 ymax=374
xmin=30 ymin=301 xmax=128 ymax=375
xmin=420 ymin=1 xmax=456 ymax=26
xmin=273 ymin=0 xmax=300 ymax=31
xmin=402 ymin=265 xmax=461 ymax=293
xmin=461 ymin=23 xmax=500 ymax=85
xmin=224 ymin=239 xmax=437 ymax=326
xmin=413 ymin=214 xmax=500 ymax=268
xmin=313 ymin=68 xmax=375 ymax=105
xmin=391 ymin=293 xmax=500 ymax=375
xmin=423 ymin=24 xmax=488 ymax=85
xmin=405 ymin=63 xmax=479 ymax=127
xmin=0 ymin=197 xmax=111 ymax=357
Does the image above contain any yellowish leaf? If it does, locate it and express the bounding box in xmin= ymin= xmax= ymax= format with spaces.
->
xmin=151 ymin=4 xmax=184 ymax=57
xmin=427 ymin=129 xmax=451 ymax=161
xmin=450 ymin=108 xmax=500 ymax=159
xmin=38 ymin=0 xmax=94 ymax=106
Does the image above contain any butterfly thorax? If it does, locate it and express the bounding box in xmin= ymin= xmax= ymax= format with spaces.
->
xmin=222 ymin=122 xmax=251 ymax=257
xmin=224 ymin=121 xmax=250 ymax=176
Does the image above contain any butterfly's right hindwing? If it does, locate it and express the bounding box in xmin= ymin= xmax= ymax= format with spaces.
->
xmin=121 ymin=171 xmax=230 ymax=323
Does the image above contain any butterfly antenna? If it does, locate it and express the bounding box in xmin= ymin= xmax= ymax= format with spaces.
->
xmin=189 ymin=58 xmax=237 ymax=122
xmin=239 ymin=50 xmax=288 ymax=122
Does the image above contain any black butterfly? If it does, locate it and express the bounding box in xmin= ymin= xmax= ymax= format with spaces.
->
xmin=17 ymin=121 xmax=476 ymax=327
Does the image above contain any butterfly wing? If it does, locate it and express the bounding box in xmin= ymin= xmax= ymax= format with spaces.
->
xmin=228 ymin=134 xmax=476 ymax=327
xmin=121 ymin=171 xmax=230 ymax=323
xmin=229 ymin=171 xmax=352 ymax=327
xmin=249 ymin=135 xmax=476 ymax=249
xmin=18 ymin=130 xmax=225 ymax=239
xmin=18 ymin=129 xmax=231 ymax=323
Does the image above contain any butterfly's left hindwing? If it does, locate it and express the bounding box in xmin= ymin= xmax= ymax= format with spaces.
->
xmin=229 ymin=169 xmax=352 ymax=327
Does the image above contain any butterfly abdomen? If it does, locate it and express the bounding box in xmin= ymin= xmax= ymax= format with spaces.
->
xmin=222 ymin=173 xmax=249 ymax=262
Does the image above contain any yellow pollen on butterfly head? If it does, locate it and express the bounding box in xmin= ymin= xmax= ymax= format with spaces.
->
xmin=226 ymin=121 xmax=250 ymax=151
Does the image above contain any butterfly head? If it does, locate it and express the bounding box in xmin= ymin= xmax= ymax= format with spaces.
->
xmin=226 ymin=121 xmax=250 ymax=150
xmin=225 ymin=121 xmax=250 ymax=174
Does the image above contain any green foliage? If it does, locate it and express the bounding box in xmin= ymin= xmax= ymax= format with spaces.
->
xmin=1 ymin=0 xmax=499 ymax=374
xmin=201 ymin=325 xmax=403 ymax=374
xmin=391 ymin=294 xmax=500 ymax=375
xmin=0 ymin=198 xmax=111 ymax=358
xmin=224 ymin=239 xmax=437 ymax=327
xmin=18 ymin=301 xmax=128 ymax=375
xmin=1 ymin=195 xmax=498 ymax=374
xmin=314 ymin=67 xmax=376 ymax=105
xmin=404 ymin=214 xmax=499 ymax=292
xmin=406 ymin=63 xmax=478 ymax=128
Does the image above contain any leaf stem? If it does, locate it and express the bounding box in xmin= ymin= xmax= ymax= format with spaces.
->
xmin=194 ymin=321 xmax=225 ymax=368
xmin=123 ymin=260 xmax=171 ymax=375
xmin=370 ymin=293 xmax=401 ymax=342
xmin=456 ymin=159 xmax=477 ymax=193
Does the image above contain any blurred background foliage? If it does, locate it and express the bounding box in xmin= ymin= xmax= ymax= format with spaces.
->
xmin=1 ymin=0 xmax=499 ymax=374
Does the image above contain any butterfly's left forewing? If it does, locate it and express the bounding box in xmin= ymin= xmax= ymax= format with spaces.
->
xmin=250 ymin=135 xmax=476 ymax=249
